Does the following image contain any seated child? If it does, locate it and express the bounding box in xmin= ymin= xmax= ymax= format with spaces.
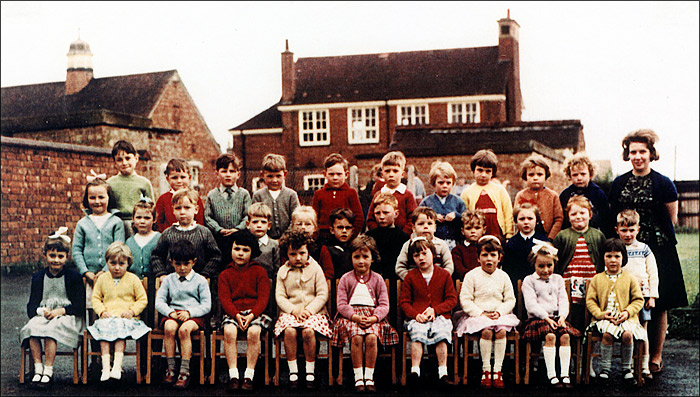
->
xmin=155 ymin=240 xmax=212 ymax=389
xmin=514 ymin=155 xmax=564 ymax=240
xmin=290 ymin=206 xmax=334 ymax=279
xmin=332 ymin=235 xmax=399 ymax=393
xmin=395 ymin=207 xmax=454 ymax=281
xmin=559 ymin=153 xmax=610 ymax=233
xmin=320 ymin=208 xmax=356 ymax=279
xmin=365 ymin=193 xmax=410 ymax=280
xmin=274 ymin=230 xmax=332 ymax=390
xmin=88 ymin=242 xmax=150 ymax=382
xmin=246 ymin=203 xmax=280 ymax=326
xmin=502 ymin=203 xmax=550 ymax=286
xmin=419 ymin=160 xmax=466 ymax=250
xmin=521 ymin=242 xmax=581 ymax=388
xmin=252 ymin=153 xmax=300 ymax=239
xmin=20 ymin=230 xmax=85 ymax=388
xmin=451 ymin=210 xmax=486 ymax=281
xmin=455 ymin=236 xmax=519 ymax=389
xmin=155 ymin=159 xmax=205 ymax=232
xmin=366 ymin=151 xmax=417 ymax=235
xmin=399 ymin=237 xmax=458 ymax=386
xmin=585 ymin=238 xmax=646 ymax=384
xmin=218 ymin=230 xmax=271 ymax=392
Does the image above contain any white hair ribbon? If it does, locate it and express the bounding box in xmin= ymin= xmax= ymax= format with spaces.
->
xmin=139 ymin=193 xmax=153 ymax=204
xmin=86 ymin=169 xmax=107 ymax=183
xmin=531 ymin=239 xmax=558 ymax=256
xmin=477 ymin=235 xmax=502 ymax=246
xmin=49 ymin=227 xmax=71 ymax=244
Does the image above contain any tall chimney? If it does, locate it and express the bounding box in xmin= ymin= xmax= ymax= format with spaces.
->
xmin=65 ymin=36 xmax=93 ymax=95
xmin=498 ymin=10 xmax=522 ymax=122
xmin=281 ymin=40 xmax=296 ymax=104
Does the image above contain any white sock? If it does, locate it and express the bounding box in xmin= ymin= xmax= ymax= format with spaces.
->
xmin=600 ymin=344 xmax=613 ymax=374
xmin=542 ymin=346 xmax=557 ymax=379
xmin=411 ymin=366 xmax=420 ymax=376
xmin=305 ymin=360 xmax=315 ymax=377
xmin=621 ymin=344 xmax=634 ymax=371
xmin=642 ymin=354 xmax=650 ymax=371
xmin=559 ymin=346 xmax=571 ymax=378
xmin=40 ymin=366 xmax=53 ymax=383
xmin=287 ymin=359 xmax=298 ymax=374
xmin=101 ymin=354 xmax=111 ymax=372
xmin=244 ymin=368 xmax=255 ymax=380
xmin=438 ymin=366 xmax=448 ymax=378
xmin=32 ymin=363 xmax=43 ymax=382
xmin=479 ymin=338 xmax=493 ymax=371
xmin=112 ymin=352 xmax=124 ymax=373
xmin=354 ymin=367 xmax=364 ymax=382
xmin=493 ymin=338 xmax=507 ymax=372
xmin=229 ymin=367 xmax=239 ymax=380
xmin=364 ymin=367 xmax=374 ymax=381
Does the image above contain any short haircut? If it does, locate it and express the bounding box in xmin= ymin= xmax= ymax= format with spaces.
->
xmin=111 ymin=140 xmax=137 ymax=158
xmin=616 ymin=209 xmax=640 ymax=227
xmin=291 ymin=206 xmax=318 ymax=229
xmin=262 ymin=153 xmax=287 ymax=173
xmin=348 ymin=234 xmax=381 ymax=264
xmin=477 ymin=235 xmax=504 ymax=256
xmin=169 ymin=239 xmax=197 ymax=262
xmin=164 ymin=158 xmax=190 ymax=176
xmin=602 ymin=238 xmax=629 ymax=267
xmin=622 ymin=129 xmax=660 ymax=162
xmin=372 ymin=192 xmax=399 ymax=210
xmin=216 ymin=153 xmax=241 ymax=171
xmin=470 ymin=149 xmax=498 ymax=176
xmin=324 ymin=153 xmax=349 ymax=170
xmin=380 ymin=151 xmax=406 ymax=169
xmin=407 ymin=237 xmax=437 ymax=268
xmin=461 ymin=209 xmax=486 ymax=228
xmin=527 ymin=242 xmax=559 ymax=268
xmin=520 ymin=154 xmax=552 ymax=180
xmin=279 ymin=229 xmax=316 ymax=258
xmin=429 ymin=160 xmax=457 ymax=185
xmin=329 ymin=207 xmax=355 ymax=226
xmin=44 ymin=233 xmax=71 ymax=254
xmin=565 ymin=195 xmax=592 ymax=216
xmin=133 ymin=200 xmax=156 ymax=218
xmin=230 ymin=229 xmax=262 ymax=259
xmin=247 ymin=202 xmax=272 ymax=221
xmin=562 ymin=152 xmax=596 ymax=179
xmin=82 ymin=178 xmax=117 ymax=214
xmin=105 ymin=241 xmax=133 ymax=265
xmin=411 ymin=206 xmax=437 ymax=224
xmin=513 ymin=203 xmax=541 ymax=224
xmin=172 ymin=187 xmax=199 ymax=206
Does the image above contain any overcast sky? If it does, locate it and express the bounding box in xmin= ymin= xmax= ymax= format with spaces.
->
xmin=2 ymin=1 xmax=698 ymax=180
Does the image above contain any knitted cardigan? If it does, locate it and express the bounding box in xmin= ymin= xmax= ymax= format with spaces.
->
xmin=400 ymin=265 xmax=457 ymax=319
xmin=419 ymin=193 xmax=467 ymax=241
xmin=460 ymin=267 xmax=516 ymax=317
xmin=275 ymin=260 xmax=329 ymax=316
xmin=218 ymin=261 xmax=270 ymax=318
xmin=92 ymin=271 xmax=148 ymax=319
xmin=395 ymin=235 xmax=454 ymax=281
xmin=585 ymin=270 xmax=644 ymax=324
xmin=552 ymin=227 xmax=606 ymax=275
xmin=514 ymin=187 xmax=564 ymax=240
xmin=125 ymin=232 xmax=161 ymax=279
xmin=252 ymin=187 xmax=300 ymax=239
xmin=521 ymin=273 xmax=569 ymax=320
xmin=336 ymin=270 xmax=390 ymax=321
xmin=312 ymin=183 xmax=364 ymax=232
xmin=460 ymin=181 xmax=514 ymax=238
xmin=27 ymin=267 xmax=85 ymax=318
xmin=72 ymin=211 xmax=125 ymax=275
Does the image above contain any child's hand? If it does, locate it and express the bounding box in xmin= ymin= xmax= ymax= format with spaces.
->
xmin=84 ymin=272 xmax=96 ymax=285
xmin=613 ymin=311 xmax=629 ymax=325
xmin=45 ymin=308 xmax=66 ymax=320
xmin=220 ymin=228 xmax=237 ymax=236
xmin=545 ymin=317 xmax=558 ymax=329
xmin=603 ymin=311 xmax=616 ymax=322
xmin=645 ymin=298 xmax=656 ymax=309
xmin=445 ymin=212 xmax=456 ymax=222
xmin=291 ymin=307 xmax=303 ymax=319
xmin=177 ymin=310 xmax=191 ymax=322
xmin=415 ymin=313 xmax=428 ymax=324
xmin=120 ymin=310 xmax=134 ymax=319
xmin=95 ymin=270 xmax=105 ymax=280
xmin=557 ymin=317 xmax=567 ymax=328
xmin=100 ymin=311 xmax=112 ymax=319
xmin=422 ymin=307 xmax=436 ymax=322
xmin=360 ymin=316 xmax=378 ymax=329
xmin=299 ymin=309 xmax=312 ymax=321
xmin=436 ymin=214 xmax=445 ymax=223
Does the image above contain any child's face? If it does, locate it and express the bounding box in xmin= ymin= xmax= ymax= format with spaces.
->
xmin=516 ymin=208 xmax=537 ymax=235
xmin=462 ymin=223 xmax=485 ymax=243
xmin=374 ymin=203 xmax=398 ymax=228
xmin=525 ymin=166 xmax=547 ymax=190
xmin=87 ymin=185 xmax=110 ymax=215
xmin=262 ymin=170 xmax=286 ymax=191
xmin=433 ymin=174 xmax=454 ymax=198
xmin=231 ymin=242 xmax=252 ymax=267
xmin=534 ymin=255 xmax=554 ymax=280
xmin=473 ymin=166 xmax=493 ymax=186
xmin=604 ymin=251 xmax=624 ymax=275
xmin=324 ymin=163 xmax=348 ymax=188
xmin=569 ymin=164 xmax=591 ymax=189
xmin=616 ymin=224 xmax=639 ymax=245
xmin=107 ymin=255 xmax=129 ymax=279
xmin=166 ymin=170 xmax=191 ymax=191
xmin=381 ymin=164 xmax=404 ymax=188
xmin=45 ymin=248 xmax=68 ymax=275
xmin=413 ymin=214 xmax=436 ymax=240
xmin=292 ymin=216 xmax=316 ymax=235
xmin=568 ymin=204 xmax=591 ymax=232
xmin=351 ymin=247 xmax=373 ymax=276
xmin=478 ymin=249 xmax=502 ymax=274
xmin=170 ymin=258 xmax=196 ymax=278
xmin=114 ymin=150 xmax=138 ymax=176
xmin=412 ymin=247 xmax=434 ymax=273
xmin=247 ymin=216 xmax=270 ymax=238
xmin=217 ymin=163 xmax=240 ymax=187
xmin=173 ymin=197 xmax=198 ymax=227
xmin=330 ymin=218 xmax=353 ymax=243
xmin=132 ymin=208 xmax=154 ymax=235
xmin=287 ymin=244 xmax=309 ymax=268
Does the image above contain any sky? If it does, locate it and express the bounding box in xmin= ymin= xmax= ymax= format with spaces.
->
xmin=2 ymin=1 xmax=698 ymax=181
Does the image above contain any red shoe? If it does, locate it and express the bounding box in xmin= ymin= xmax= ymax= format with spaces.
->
xmin=492 ymin=371 xmax=505 ymax=389
xmin=480 ymin=371 xmax=492 ymax=388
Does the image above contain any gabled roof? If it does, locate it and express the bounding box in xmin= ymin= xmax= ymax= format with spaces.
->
xmin=230 ymin=103 xmax=282 ymax=131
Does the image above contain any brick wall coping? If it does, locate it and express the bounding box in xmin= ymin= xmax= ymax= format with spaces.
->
xmin=1 ymin=136 xmax=112 ymax=156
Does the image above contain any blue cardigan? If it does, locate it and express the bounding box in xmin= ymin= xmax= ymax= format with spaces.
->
xmin=125 ymin=232 xmax=161 ymax=279
xmin=72 ymin=211 xmax=125 ymax=275
xmin=419 ymin=193 xmax=466 ymax=241
xmin=27 ymin=267 xmax=85 ymax=318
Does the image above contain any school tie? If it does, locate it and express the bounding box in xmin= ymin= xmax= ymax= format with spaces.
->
xmin=225 ymin=187 xmax=234 ymax=201
xmin=179 ymin=276 xmax=187 ymax=282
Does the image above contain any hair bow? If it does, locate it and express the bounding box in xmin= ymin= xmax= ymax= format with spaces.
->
xmin=138 ymin=193 xmax=153 ymax=204
xmin=86 ymin=169 xmax=106 ymax=182
xmin=531 ymin=239 xmax=558 ymax=256
xmin=410 ymin=236 xmax=428 ymax=244
xmin=478 ymin=235 xmax=502 ymax=246
xmin=49 ymin=227 xmax=71 ymax=244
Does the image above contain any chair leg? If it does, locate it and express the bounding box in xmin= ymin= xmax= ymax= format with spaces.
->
xmin=199 ymin=332 xmax=206 ymax=385
xmin=514 ymin=337 xmax=520 ymax=385
xmin=328 ymin=340 xmax=333 ymax=387
xmin=73 ymin=347 xmax=80 ymax=384
xmin=337 ymin=347 xmax=343 ymax=386
xmin=452 ymin=334 xmax=460 ymax=384
xmin=264 ymin=333 xmax=270 ymax=386
xmin=135 ymin=339 xmax=142 ymax=384
xmin=524 ymin=342 xmax=531 ymax=385
xmin=274 ymin=338 xmax=280 ymax=387
xmin=575 ymin=340 xmax=581 ymax=385
xmin=210 ymin=332 xmax=217 ymax=385
xmin=462 ymin=337 xmax=469 ymax=385
xmin=146 ymin=335 xmax=152 ymax=384
xmin=391 ymin=345 xmax=397 ymax=385
xmin=584 ymin=338 xmax=592 ymax=384
xmin=20 ymin=346 xmax=26 ymax=384
xmin=401 ymin=333 xmax=407 ymax=386
xmin=634 ymin=339 xmax=644 ymax=386
xmin=82 ymin=331 xmax=89 ymax=384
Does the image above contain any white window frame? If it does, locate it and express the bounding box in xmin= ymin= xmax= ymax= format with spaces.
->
xmin=447 ymin=101 xmax=480 ymax=124
xmin=299 ymin=109 xmax=330 ymax=146
xmin=347 ymin=107 xmax=379 ymax=144
xmin=397 ymin=104 xmax=429 ymax=126
xmin=303 ymin=174 xmax=326 ymax=191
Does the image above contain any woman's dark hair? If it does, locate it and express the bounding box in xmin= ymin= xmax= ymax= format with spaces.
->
xmin=622 ymin=129 xmax=660 ymax=162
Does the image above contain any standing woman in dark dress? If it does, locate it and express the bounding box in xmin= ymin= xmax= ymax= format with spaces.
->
xmin=609 ymin=129 xmax=687 ymax=377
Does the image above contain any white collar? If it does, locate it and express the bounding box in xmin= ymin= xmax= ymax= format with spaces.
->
xmin=219 ymin=185 xmax=238 ymax=193
xmin=381 ymin=183 xmax=407 ymax=194
xmin=179 ymin=270 xmax=195 ymax=281
xmin=437 ymin=195 xmax=448 ymax=204
xmin=259 ymin=234 xmax=269 ymax=246
xmin=520 ymin=231 xmax=535 ymax=240
xmin=175 ymin=221 xmax=198 ymax=231
xmin=463 ymin=240 xmax=472 ymax=247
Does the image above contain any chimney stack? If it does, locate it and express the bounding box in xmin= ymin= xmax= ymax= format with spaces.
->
xmin=498 ymin=10 xmax=522 ymax=122
xmin=281 ymin=40 xmax=296 ymax=104
xmin=65 ymin=36 xmax=93 ymax=95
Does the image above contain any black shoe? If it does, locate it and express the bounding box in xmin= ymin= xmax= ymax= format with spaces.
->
xmin=305 ymin=376 xmax=316 ymax=389
xmin=623 ymin=370 xmax=638 ymax=387
xmin=439 ymin=375 xmax=454 ymax=387
xmin=289 ymin=374 xmax=299 ymax=390
xmin=408 ymin=372 xmax=420 ymax=387
xmin=241 ymin=377 xmax=254 ymax=392
xmin=227 ymin=377 xmax=240 ymax=391
xmin=36 ymin=375 xmax=52 ymax=389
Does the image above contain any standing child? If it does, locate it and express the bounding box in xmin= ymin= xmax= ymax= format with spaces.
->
xmin=400 ymin=237 xmax=458 ymax=386
xmin=455 ymin=236 xmax=519 ymax=389
xmin=252 ymin=153 xmax=300 ymax=239
xmin=87 ymin=242 xmax=150 ymax=382
xmin=333 ymin=235 xmax=399 ymax=393
xmin=502 ymin=204 xmax=550 ymax=287
xmin=514 ymin=155 xmax=564 ymax=240
xmin=460 ymin=149 xmax=514 ymax=241
xmin=218 ymin=230 xmax=271 ymax=392
xmin=205 ymin=153 xmax=251 ymax=267
xmin=155 ymin=240 xmax=212 ymax=389
xmin=559 ymin=153 xmax=610 ymax=233
xmin=395 ymin=207 xmax=454 ymax=281
xmin=521 ymin=242 xmax=581 ymax=388
xmin=320 ymin=208 xmax=356 ymax=279
xmin=419 ymin=161 xmax=466 ymax=250
xmin=366 ymin=151 xmax=417 ymax=235
xmin=107 ymin=140 xmax=155 ymax=238
xmin=616 ymin=209 xmax=659 ymax=380
xmin=20 ymin=230 xmax=85 ymax=389
xmin=586 ymin=238 xmax=646 ymax=384
xmin=365 ymin=193 xmax=410 ymax=280
xmin=274 ymin=230 xmax=332 ymax=390
xmin=290 ymin=206 xmax=334 ymax=279
xmin=155 ymin=159 xmax=205 ymax=232
xmin=451 ymin=210 xmax=486 ymax=281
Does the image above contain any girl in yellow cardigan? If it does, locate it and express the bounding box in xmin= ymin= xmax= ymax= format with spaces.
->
xmin=87 ymin=242 xmax=150 ymax=382
xmin=585 ymin=238 xmax=645 ymax=385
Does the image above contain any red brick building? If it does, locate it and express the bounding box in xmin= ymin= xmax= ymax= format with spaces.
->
xmin=231 ymin=12 xmax=584 ymax=201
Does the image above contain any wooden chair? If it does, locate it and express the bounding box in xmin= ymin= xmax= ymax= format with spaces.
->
xmin=273 ymin=279 xmax=333 ymax=387
xmin=145 ymin=277 xmax=208 ymax=384
xmin=20 ymin=343 xmax=81 ymax=385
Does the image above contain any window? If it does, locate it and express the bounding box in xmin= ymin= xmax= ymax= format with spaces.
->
xmin=348 ymin=107 xmax=379 ymax=144
xmin=303 ymin=175 xmax=326 ymax=191
xmin=398 ymin=104 xmax=428 ymax=126
xmin=299 ymin=110 xmax=330 ymax=146
xmin=448 ymin=101 xmax=480 ymax=124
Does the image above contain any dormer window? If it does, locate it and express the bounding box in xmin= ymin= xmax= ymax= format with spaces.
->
xmin=299 ymin=109 xmax=330 ymax=146
xmin=448 ymin=101 xmax=480 ymax=124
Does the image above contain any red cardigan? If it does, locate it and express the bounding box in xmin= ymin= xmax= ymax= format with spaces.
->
xmin=312 ymin=183 xmax=364 ymax=232
xmin=218 ymin=261 xmax=270 ymax=318
xmin=400 ymin=265 xmax=458 ymax=319
xmin=366 ymin=187 xmax=417 ymax=235
xmin=451 ymin=244 xmax=479 ymax=280
xmin=155 ymin=191 xmax=205 ymax=232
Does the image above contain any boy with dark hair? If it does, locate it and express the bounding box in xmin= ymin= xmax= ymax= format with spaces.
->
xmin=252 ymin=154 xmax=300 ymax=239
xmin=395 ymin=207 xmax=454 ymax=280
xmin=155 ymin=158 xmax=205 ymax=232
xmin=320 ymin=208 xmax=356 ymax=279
xmin=366 ymin=193 xmax=410 ymax=280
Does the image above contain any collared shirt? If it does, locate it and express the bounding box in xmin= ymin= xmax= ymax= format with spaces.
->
xmin=258 ymin=234 xmax=269 ymax=247
xmin=180 ymin=270 xmax=194 ymax=282
xmin=175 ymin=221 xmax=198 ymax=231
xmin=269 ymin=189 xmax=281 ymax=200
xmin=380 ymin=183 xmax=407 ymax=195
xmin=519 ymin=231 xmax=535 ymax=240
xmin=219 ymin=185 xmax=239 ymax=199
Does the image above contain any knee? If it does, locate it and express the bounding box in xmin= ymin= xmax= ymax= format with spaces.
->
xmin=351 ymin=335 xmax=362 ymax=347
xmin=302 ymin=328 xmax=315 ymax=341
xmin=602 ymin=333 xmax=613 ymax=344
xmin=178 ymin=326 xmax=192 ymax=339
xmin=481 ymin=329 xmax=492 ymax=340
xmin=366 ymin=334 xmax=378 ymax=347
xmin=545 ymin=333 xmax=556 ymax=344
xmin=560 ymin=334 xmax=570 ymax=345
xmin=285 ymin=328 xmax=297 ymax=339
xmin=495 ymin=329 xmax=506 ymax=339
xmin=247 ymin=327 xmax=261 ymax=341
xmin=622 ymin=332 xmax=633 ymax=344
xmin=164 ymin=322 xmax=178 ymax=337
xmin=224 ymin=325 xmax=237 ymax=342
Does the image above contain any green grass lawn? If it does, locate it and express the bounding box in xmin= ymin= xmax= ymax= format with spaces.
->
xmin=677 ymin=232 xmax=699 ymax=306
